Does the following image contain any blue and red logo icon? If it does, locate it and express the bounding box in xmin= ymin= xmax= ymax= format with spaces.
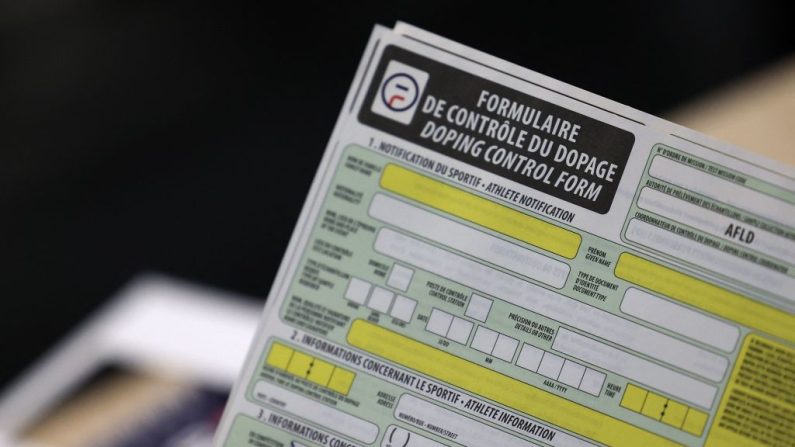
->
xmin=370 ymin=60 xmax=429 ymax=125
xmin=381 ymin=73 xmax=420 ymax=112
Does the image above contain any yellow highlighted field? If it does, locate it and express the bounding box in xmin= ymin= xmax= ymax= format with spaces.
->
xmin=615 ymin=253 xmax=795 ymax=344
xmin=348 ymin=319 xmax=678 ymax=447
xmin=266 ymin=343 xmax=294 ymax=370
xmin=621 ymin=383 xmax=698 ymax=433
xmin=380 ymin=164 xmax=581 ymax=259
xmin=328 ymin=368 xmax=355 ymax=395
xmin=662 ymin=401 xmax=688 ymax=428
xmin=621 ymin=384 xmax=647 ymax=412
xmin=307 ymin=359 xmax=334 ymax=386
xmin=287 ymin=351 xmax=313 ymax=377
xmin=265 ymin=342 xmax=356 ymax=396
xmin=683 ymin=410 xmax=708 ymax=437
xmin=642 ymin=393 xmax=667 ymax=420
xmin=705 ymin=334 xmax=795 ymax=445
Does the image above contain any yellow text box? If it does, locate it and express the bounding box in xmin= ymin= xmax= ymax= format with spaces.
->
xmin=683 ymin=409 xmax=708 ymax=438
xmin=706 ymin=334 xmax=795 ymax=445
xmin=348 ymin=319 xmax=677 ymax=447
xmin=642 ymin=393 xmax=667 ymax=421
xmin=621 ymin=384 xmax=648 ymax=412
xmin=307 ymin=359 xmax=335 ymax=386
xmin=286 ymin=351 xmax=313 ymax=378
xmin=615 ymin=253 xmax=795 ymax=344
xmin=328 ymin=368 xmax=355 ymax=395
xmin=380 ymin=164 xmax=581 ymax=259
xmin=662 ymin=401 xmax=688 ymax=429
xmin=266 ymin=343 xmax=294 ymax=370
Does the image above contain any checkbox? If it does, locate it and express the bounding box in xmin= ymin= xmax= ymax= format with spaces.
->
xmin=579 ymin=368 xmax=606 ymax=396
xmin=386 ymin=264 xmax=414 ymax=292
xmin=465 ymin=294 xmax=492 ymax=322
xmin=344 ymin=278 xmax=370 ymax=304
xmin=621 ymin=384 xmax=648 ymax=411
xmin=426 ymin=309 xmax=453 ymax=336
xmin=447 ymin=317 xmax=473 ymax=344
xmin=682 ymin=409 xmax=708 ymax=437
xmin=368 ymin=287 xmax=393 ymax=313
xmin=471 ymin=326 xmax=498 ymax=354
xmin=492 ymin=334 xmax=518 ymax=361
xmin=390 ymin=295 xmax=416 ymax=322
xmin=538 ymin=352 xmax=565 ymax=379
xmin=558 ymin=360 xmax=586 ymax=388
xmin=516 ymin=344 xmax=545 ymax=372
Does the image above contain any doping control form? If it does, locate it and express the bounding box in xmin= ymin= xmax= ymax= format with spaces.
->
xmin=216 ymin=23 xmax=795 ymax=447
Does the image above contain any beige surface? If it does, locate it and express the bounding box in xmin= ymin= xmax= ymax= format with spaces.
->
xmin=668 ymin=55 xmax=795 ymax=167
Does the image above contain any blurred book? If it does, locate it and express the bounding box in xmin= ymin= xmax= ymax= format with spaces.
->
xmin=0 ymin=275 xmax=261 ymax=447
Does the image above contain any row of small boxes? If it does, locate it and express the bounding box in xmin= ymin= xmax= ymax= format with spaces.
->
xmin=621 ymin=383 xmax=708 ymax=436
xmin=424 ymin=291 xmax=494 ymax=343
xmin=344 ymin=272 xmax=417 ymax=323
xmin=426 ymin=308 xmax=474 ymax=344
xmin=426 ymin=307 xmax=605 ymax=396
xmin=425 ymin=308 xmax=518 ymax=362
xmin=265 ymin=342 xmax=355 ymax=395
xmin=515 ymin=343 xmax=605 ymax=396
xmin=471 ymin=325 xmax=519 ymax=361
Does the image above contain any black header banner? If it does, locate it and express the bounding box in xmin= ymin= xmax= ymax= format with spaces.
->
xmin=359 ymin=45 xmax=635 ymax=214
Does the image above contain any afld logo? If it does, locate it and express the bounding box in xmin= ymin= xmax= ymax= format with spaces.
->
xmin=370 ymin=60 xmax=429 ymax=125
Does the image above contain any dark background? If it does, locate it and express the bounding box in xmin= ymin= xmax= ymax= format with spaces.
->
xmin=1 ymin=1 xmax=792 ymax=389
